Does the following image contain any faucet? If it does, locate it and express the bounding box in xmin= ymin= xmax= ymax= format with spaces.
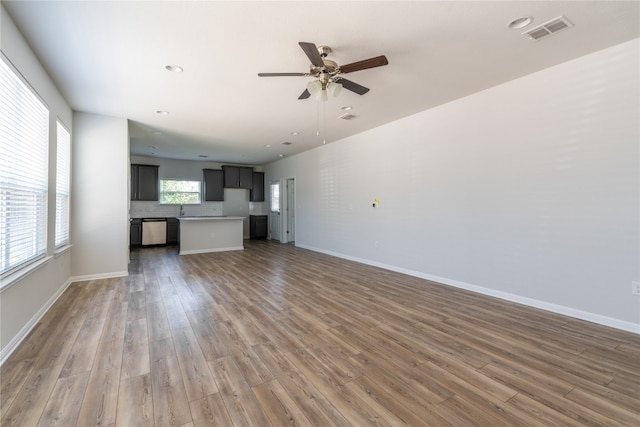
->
xmin=179 ymin=204 xmax=184 ymax=217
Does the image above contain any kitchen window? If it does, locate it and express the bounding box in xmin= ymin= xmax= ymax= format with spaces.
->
xmin=159 ymin=179 xmax=201 ymax=204
xmin=0 ymin=53 xmax=50 ymax=276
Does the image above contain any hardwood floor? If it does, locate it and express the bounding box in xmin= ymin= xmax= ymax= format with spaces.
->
xmin=2 ymin=240 xmax=639 ymax=426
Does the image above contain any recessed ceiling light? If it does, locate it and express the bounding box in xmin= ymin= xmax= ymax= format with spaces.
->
xmin=164 ymin=64 xmax=184 ymax=73
xmin=341 ymin=106 xmax=353 ymax=111
xmin=508 ymin=16 xmax=533 ymax=30
xmin=290 ymin=131 xmax=299 ymax=136
xmin=282 ymin=141 xmax=293 ymax=145
xmin=279 ymin=154 xmax=285 ymax=157
xmin=264 ymin=144 xmax=271 ymax=148
xmin=155 ymin=110 xmax=169 ymax=115
xmin=198 ymin=155 xmax=208 ymax=158
xmin=149 ymin=145 xmax=158 ymax=149
xmin=338 ymin=113 xmax=358 ymax=120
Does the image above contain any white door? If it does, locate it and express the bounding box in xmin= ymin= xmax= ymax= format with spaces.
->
xmin=286 ymin=178 xmax=295 ymax=242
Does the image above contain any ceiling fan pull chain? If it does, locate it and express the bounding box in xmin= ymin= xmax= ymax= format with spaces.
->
xmin=322 ymin=99 xmax=327 ymax=145
xmin=316 ymin=99 xmax=320 ymax=137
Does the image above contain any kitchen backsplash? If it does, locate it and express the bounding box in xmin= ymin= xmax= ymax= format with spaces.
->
xmin=130 ymin=201 xmax=268 ymax=218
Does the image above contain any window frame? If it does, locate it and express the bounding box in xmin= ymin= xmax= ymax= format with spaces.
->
xmin=0 ymin=53 xmax=50 ymax=278
xmin=270 ymin=181 xmax=281 ymax=213
xmin=55 ymin=119 xmax=71 ymax=249
xmin=159 ymin=179 xmax=202 ymax=205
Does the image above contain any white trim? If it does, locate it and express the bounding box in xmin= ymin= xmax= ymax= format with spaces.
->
xmin=69 ymin=271 xmax=129 ymax=283
xmin=0 ymin=277 xmax=73 ymax=365
xmin=179 ymin=246 xmax=244 ymax=256
xmin=0 ymin=255 xmax=51 ymax=293
xmin=297 ymin=244 xmax=640 ymax=335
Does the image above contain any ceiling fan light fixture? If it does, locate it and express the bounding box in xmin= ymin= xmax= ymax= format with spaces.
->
xmin=327 ymin=81 xmax=342 ymax=97
xmin=307 ymin=80 xmax=322 ymax=95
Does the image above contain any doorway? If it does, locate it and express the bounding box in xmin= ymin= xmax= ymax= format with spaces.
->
xmin=269 ymin=178 xmax=295 ymax=243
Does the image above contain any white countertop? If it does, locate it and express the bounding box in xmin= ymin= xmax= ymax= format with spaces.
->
xmin=178 ymin=216 xmax=244 ymax=221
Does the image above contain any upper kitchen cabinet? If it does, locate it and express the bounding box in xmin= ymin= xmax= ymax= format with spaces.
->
xmin=250 ymin=172 xmax=265 ymax=202
xmin=223 ymin=165 xmax=253 ymax=189
xmin=131 ymin=164 xmax=159 ymax=201
xmin=203 ymin=168 xmax=224 ymax=201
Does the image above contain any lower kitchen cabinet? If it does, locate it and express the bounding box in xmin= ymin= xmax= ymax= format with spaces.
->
xmin=130 ymin=219 xmax=142 ymax=246
xmin=167 ymin=218 xmax=179 ymax=244
xmin=250 ymin=215 xmax=268 ymax=239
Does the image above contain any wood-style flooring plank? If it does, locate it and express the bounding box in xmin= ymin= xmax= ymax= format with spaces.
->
xmin=116 ymin=373 xmax=154 ymax=427
xmin=170 ymin=326 xmax=219 ymax=401
xmin=149 ymin=337 xmax=193 ymax=426
xmin=76 ymin=337 xmax=123 ymax=426
xmin=0 ymin=357 xmax=37 ymax=418
xmin=120 ymin=318 xmax=150 ymax=379
xmin=252 ymin=379 xmax=314 ymax=427
xmin=37 ymin=371 xmax=90 ymax=427
xmin=1 ymin=363 xmax=64 ymax=427
xmin=189 ymin=392 xmax=234 ymax=427
xmin=209 ymin=356 xmax=273 ymax=426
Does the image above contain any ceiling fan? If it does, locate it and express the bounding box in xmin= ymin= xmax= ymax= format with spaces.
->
xmin=258 ymin=42 xmax=388 ymax=99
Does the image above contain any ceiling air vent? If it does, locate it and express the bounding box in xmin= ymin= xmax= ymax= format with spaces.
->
xmin=523 ymin=16 xmax=573 ymax=41
xmin=338 ymin=113 xmax=358 ymax=120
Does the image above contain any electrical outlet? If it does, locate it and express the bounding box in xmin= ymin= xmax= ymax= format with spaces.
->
xmin=632 ymin=281 xmax=640 ymax=296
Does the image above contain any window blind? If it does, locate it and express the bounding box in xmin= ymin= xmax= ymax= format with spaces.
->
xmin=0 ymin=55 xmax=49 ymax=276
xmin=55 ymin=120 xmax=70 ymax=248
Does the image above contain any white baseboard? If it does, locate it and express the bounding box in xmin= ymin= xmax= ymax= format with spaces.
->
xmin=179 ymin=246 xmax=244 ymax=255
xmin=297 ymin=244 xmax=640 ymax=335
xmin=69 ymin=271 xmax=128 ymax=283
xmin=0 ymin=278 xmax=74 ymax=366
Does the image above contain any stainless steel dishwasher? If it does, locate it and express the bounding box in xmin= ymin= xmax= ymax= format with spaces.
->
xmin=142 ymin=218 xmax=167 ymax=245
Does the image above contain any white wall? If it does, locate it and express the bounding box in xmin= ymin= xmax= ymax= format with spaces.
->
xmin=265 ymin=38 xmax=640 ymax=332
xmin=71 ymin=113 xmax=129 ymax=279
xmin=0 ymin=4 xmax=74 ymax=359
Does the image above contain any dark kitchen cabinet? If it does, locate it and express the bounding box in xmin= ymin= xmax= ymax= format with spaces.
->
xmin=130 ymin=219 xmax=142 ymax=246
xmin=203 ymin=169 xmax=224 ymax=201
xmin=131 ymin=164 xmax=159 ymax=201
xmin=250 ymin=172 xmax=265 ymax=202
xmin=250 ymin=215 xmax=268 ymax=239
xmin=223 ymin=165 xmax=253 ymax=189
xmin=166 ymin=218 xmax=179 ymax=245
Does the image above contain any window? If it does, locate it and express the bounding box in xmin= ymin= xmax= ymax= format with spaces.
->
xmin=159 ymin=179 xmax=201 ymax=204
xmin=0 ymin=54 xmax=49 ymax=276
xmin=55 ymin=120 xmax=70 ymax=248
xmin=270 ymin=182 xmax=280 ymax=213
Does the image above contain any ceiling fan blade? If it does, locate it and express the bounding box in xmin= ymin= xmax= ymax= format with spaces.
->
xmin=337 ymin=78 xmax=370 ymax=95
xmin=298 ymin=89 xmax=311 ymax=100
xmin=258 ymin=72 xmax=306 ymax=77
xmin=299 ymin=42 xmax=325 ymax=67
xmin=339 ymin=55 xmax=388 ymax=74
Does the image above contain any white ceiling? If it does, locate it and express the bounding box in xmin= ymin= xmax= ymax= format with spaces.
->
xmin=3 ymin=1 xmax=638 ymax=165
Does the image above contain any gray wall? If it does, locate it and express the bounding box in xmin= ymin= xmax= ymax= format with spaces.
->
xmin=265 ymin=39 xmax=640 ymax=332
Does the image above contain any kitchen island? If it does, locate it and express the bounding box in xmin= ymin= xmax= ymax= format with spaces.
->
xmin=177 ymin=216 xmax=244 ymax=255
